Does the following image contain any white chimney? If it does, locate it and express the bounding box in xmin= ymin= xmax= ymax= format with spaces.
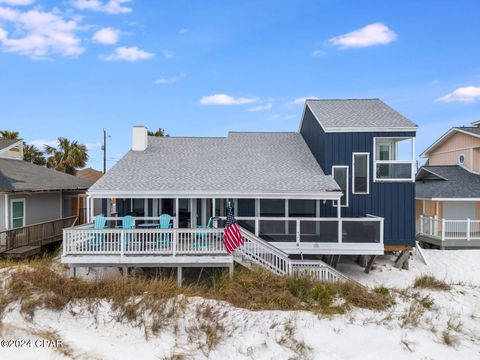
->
xmin=132 ymin=125 xmax=148 ymax=151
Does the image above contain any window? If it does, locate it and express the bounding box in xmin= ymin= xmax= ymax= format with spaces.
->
xmin=373 ymin=137 xmax=415 ymax=182
xmin=288 ymin=200 xmax=316 ymax=217
xmin=237 ymin=199 xmax=255 ymax=217
xmin=260 ymin=199 xmax=285 ymax=217
xmin=458 ymin=154 xmax=465 ymax=165
xmin=11 ymin=199 xmax=25 ymax=229
xmin=353 ymin=153 xmax=369 ymax=194
xmin=332 ymin=166 xmax=348 ymax=207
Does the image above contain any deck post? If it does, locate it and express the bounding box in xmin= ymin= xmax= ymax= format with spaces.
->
xmin=120 ymin=230 xmax=125 ymax=256
xmin=296 ymin=219 xmax=300 ymax=244
xmin=177 ymin=266 xmax=182 ymax=287
xmin=229 ymin=263 xmax=234 ymax=279
xmin=69 ymin=266 xmax=76 ymax=278
xmin=467 ymin=218 xmax=471 ymax=241
xmin=122 ymin=267 xmax=128 ymax=277
xmin=419 ymin=215 xmax=423 ymax=234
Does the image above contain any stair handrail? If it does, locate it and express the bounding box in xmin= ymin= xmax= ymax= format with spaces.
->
xmin=237 ymin=226 xmax=350 ymax=282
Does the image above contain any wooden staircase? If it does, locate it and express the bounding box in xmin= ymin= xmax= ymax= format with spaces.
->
xmin=235 ymin=227 xmax=350 ymax=282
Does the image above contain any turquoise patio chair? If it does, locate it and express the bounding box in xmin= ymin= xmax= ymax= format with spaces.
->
xmin=116 ymin=215 xmax=135 ymax=248
xmin=157 ymin=214 xmax=173 ymax=247
xmin=90 ymin=215 xmax=106 ymax=249
xmin=194 ymin=217 xmax=214 ymax=250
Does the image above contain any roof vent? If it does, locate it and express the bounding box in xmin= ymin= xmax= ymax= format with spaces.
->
xmin=132 ymin=125 xmax=148 ymax=151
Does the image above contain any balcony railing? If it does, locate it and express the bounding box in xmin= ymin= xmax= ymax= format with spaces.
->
xmin=63 ymin=215 xmax=384 ymax=257
xmin=417 ymin=215 xmax=480 ymax=242
xmin=63 ymin=226 xmax=227 ymax=256
xmin=218 ymin=216 xmax=384 ymax=245
xmin=0 ymin=216 xmax=77 ymax=253
xmin=374 ymin=160 xmax=415 ymax=182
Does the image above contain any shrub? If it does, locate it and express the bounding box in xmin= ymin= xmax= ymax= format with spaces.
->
xmin=413 ymin=275 xmax=450 ymax=291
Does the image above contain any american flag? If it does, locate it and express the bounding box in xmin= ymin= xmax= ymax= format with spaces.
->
xmin=223 ymin=205 xmax=243 ymax=254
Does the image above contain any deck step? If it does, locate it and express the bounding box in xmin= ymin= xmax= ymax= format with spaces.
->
xmin=1 ymin=245 xmax=41 ymax=258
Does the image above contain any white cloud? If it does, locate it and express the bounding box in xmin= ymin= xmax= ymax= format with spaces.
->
xmin=436 ymin=86 xmax=480 ymax=104
xmin=72 ymin=0 xmax=132 ymax=15
xmin=101 ymin=46 xmax=154 ymax=61
xmin=179 ymin=28 xmax=188 ymax=34
xmin=329 ymin=22 xmax=397 ymax=49
xmin=92 ymin=27 xmax=119 ymax=44
xmin=312 ymin=49 xmax=326 ymax=57
xmin=0 ymin=6 xmax=84 ymax=59
xmin=0 ymin=0 xmax=33 ymax=5
xmin=247 ymin=103 xmax=272 ymax=112
xmin=155 ymin=73 xmax=187 ymax=85
xmin=200 ymin=94 xmax=258 ymax=105
xmin=85 ymin=142 xmax=102 ymax=149
xmin=289 ymin=96 xmax=319 ymax=105
xmin=266 ymin=114 xmax=296 ymax=121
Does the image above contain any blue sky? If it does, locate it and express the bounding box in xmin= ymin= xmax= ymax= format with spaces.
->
xmin=1 ymin=0 xmax=480 ymax=170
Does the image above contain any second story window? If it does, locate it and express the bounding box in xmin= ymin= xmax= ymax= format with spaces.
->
xmin=332 ymin=166 xmax=349 ymax=207
xmin=353 ymin=153 xmax=370 ymax=194
xmin=373 ymin=137 xmax=415 ymax=182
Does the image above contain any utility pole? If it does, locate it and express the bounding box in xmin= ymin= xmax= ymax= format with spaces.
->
xmin=102 ymin=128 xmax=107 ymax=174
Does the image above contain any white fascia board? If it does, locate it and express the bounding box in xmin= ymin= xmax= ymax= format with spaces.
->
xmin=87 ymin=190 xmax=343 ymax=200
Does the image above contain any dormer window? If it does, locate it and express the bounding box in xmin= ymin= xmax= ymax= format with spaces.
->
xmin=458 ymin=154 xmax=465 ymax=165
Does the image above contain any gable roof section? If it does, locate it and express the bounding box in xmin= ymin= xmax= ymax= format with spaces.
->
xmin=415 ymin=165 xmax=480 ymax=199
xmin=89 ymin=132 xmax=341 ymax=198
xmin=77 ymin=167 xmax=103 ymax=183
xmin=0 ymin=139 xmax=22 ymax=152
xmin=0 ymin=158 xmax=94 ymax=192
xmin=303 ymin=99 xmax=417 ymax=133
xmin=420 ymin=127 xmax=480 ymax=158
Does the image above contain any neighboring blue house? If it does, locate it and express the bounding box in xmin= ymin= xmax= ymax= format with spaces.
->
xmin=62 ymin=99 xmax=418 ymax=276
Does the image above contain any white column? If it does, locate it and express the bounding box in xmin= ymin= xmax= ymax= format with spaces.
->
xmin=144 ymin=198 xmax=149 ymax=217
xmin=337 ymin=200 xmax=342 ymax=243
xmin=175 ymin=198 xmax=179 ymax=228
xmin=411 ymin=137 xmax=416 ymax=181
xmin=86 ymin=196 xmax=90 ymax=223
xmin=255 ymin=198 xmax=260 ymax=236
xmin=285 ymin=199 xmax=289 ymax=234
xmin=212 ymin=198 xmax=216 ymax=227
xmin=201 ymin=198 xmax=207 ymax=225
xmin=90 ymin=196 xmax=95 ymax=221
xmin=4 ymin=194 xmax=9 ymax=230
xmin=189 ymin=198 xmax=194 ymax=228
xmin=152 ymin=199 xmax=158 ymax=217
xmin=106 ymin=198 xmax=112 ymax=217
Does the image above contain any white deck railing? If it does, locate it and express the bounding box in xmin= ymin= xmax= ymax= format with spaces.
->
xmin=219 ymin=216 xmax=384 ymax=245
xmin=417 ymin=215 xmax=480 ymax=241
xmin=63 ymin=227 xmax=227 ymax=256
xmin=238 ymin=228 xmax=349 ymax=282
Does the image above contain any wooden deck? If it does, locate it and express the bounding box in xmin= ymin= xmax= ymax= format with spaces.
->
xmin=0 ymin=217 xmax=77 ymax=258
xmin=417 ymin=216 xmax=480 ymax=249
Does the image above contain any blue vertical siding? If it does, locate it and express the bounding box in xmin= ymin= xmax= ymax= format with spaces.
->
xmin=300 ymin=107 xmax=416 ymax=247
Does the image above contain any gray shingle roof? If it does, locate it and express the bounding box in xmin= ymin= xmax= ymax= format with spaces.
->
xmin=90 ymin=132 xmax=341 ymax=196
xmin=456 ymin=127 xmax=480 ymax=136
xmin=0 ymin=158 xmax=94 ymax=192
xmin=0 ymin=139 xmax=21 ymax=151
xmin=415 ymin=165 xmax=480 ymax=199
xmin=306 ymin=99 xmax=417 ymax=131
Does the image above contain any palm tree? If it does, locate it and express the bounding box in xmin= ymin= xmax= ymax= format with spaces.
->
xmin=147 ymin=128 xmax=169 ymax=137
xmin=44 ymin=137 xmax=89 ymax=175
xmin=23 ymin=144 xmax=46 ymax=165
xmin=0 ymin=130 xmax=20 ymax=139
